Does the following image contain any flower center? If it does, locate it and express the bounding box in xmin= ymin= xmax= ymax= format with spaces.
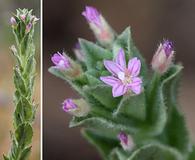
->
xmin=118 ymin=71 xmax=132 ymax=84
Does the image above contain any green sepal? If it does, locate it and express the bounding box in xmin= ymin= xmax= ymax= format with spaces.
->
xmin=113 ymin=93 xmax=146 ymax=121
xmin=82 ymin=129 xmax=119 ymax=160
xmin=79 ymin=38 xmax=113 ymax=69
xmin=128 ymin=143 xmax=183 ymax=160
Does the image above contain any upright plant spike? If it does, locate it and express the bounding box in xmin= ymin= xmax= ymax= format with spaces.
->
xmin=4 ymin=9 xmax=38 ymax=160
xmin=49 ymin=6 xmax=194 ymax=160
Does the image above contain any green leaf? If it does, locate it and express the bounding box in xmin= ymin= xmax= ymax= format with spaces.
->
xmin=82 ymin=129 xmax=119 ymax=160
xmin=83 ymin=85 xmax=121 ymax=110
xmin=161 ymin=107 xmax=190 ymax=155
xmin=48 ymin=67 xmax=70 ymax=81
xmin=3 ymin=155 xmax=9 ymax=160
xmin=69 ymin=115 xmax=140 ymax=135
xmin=109 ymin=148 xmax=129 ymax=160
xmin=130 ymin=38 xmax=148 ymax=79
xmin=188 ymin=146 xmax=195 ymax=160
xmin=25 ymin=55 xmax=36 ymax=75
xmin=128 ymin=144 xmax=183 ymax=160
xmin=14 ymin=68 xmax=26 ymax=95
xmin=113 ymin=93 xmax=146 ymax=121
xmin=85 ymin=72 xmax=101 ymax=85
xmin=79 ymin=38 xmax=113 ymax=69
xmin=48 ymin=67 xmax=85 ymax=96
xmin=145 ymin=73 xmax=166 ymax=135
xmin=20 ymin=146 xmax=32 ymax=160
xmin=15 ymin=123 xmax=33 ymax=148
xmin=158 ymin=65 xmax=190 ymax=155
xmin=15 ymin=97 xmax=33 ymax=123
xmin=113 ymin=27 xmax=131 ymax=58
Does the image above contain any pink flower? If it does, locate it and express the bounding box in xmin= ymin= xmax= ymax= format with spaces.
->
xmin=151 ymin=40 xmax=174 ymax=74
xmin=100 ymin=49 xmax=142 ymax=97
xmin=51 ymin=52 xmax=70 ymax=70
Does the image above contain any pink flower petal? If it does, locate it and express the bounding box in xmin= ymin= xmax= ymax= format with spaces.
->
xmin=128 ymin=77 xmax=142 ymax=94
xmin=115 ymin=48 xmax=126 ymax=69
xmin=112 ymin=83 xmax=127 ymax=97
xmin=128 ymin=57 xmax=141 ymax=77
xmin=104 ymin=60 xmax=124 ymax=76
xmin=129 ymin=77 xmax=142 ymax=86
xmin=100 ymin=76 xmax=120 ymax=86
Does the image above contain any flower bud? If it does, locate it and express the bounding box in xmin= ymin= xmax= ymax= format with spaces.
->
xmin=73 ymin=43 xmax=85 ymax=62
xmin=20 ymin=14 xmax=26 ymax=21
xmin=10 ymin=45 xmax=17 ymax=55
xmin=82 ymin=6 xmax=115 ymax=46
xmin=62 ymin=99 xmax=77 ymax=112
xmin=62 ymin=98 xmax=90 ymax=117
xmin=117 ymin=132 xmax=134 ymax=151
xmin=51 ymin=52 xmax=71 ymax=70
xmin=10 ymin=17 xmax=17 ymax=27
xmin=30 ymin=15 xmax=39 ymax=24
xmin=25 ymin=23 xmax=32 ymax=33
xmin=151 ymin=40 xmax=174 ymax=74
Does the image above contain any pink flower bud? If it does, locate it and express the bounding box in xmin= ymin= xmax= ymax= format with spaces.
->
xmin=151 ymin=40 xmax=174 ymax=74
xmin=20 ymin=14 xmax=26 ymax=21
xmin=10 ymin=17 xmax=17 ymax=27
xmin=25 ymin=23 xmax=32 ymax=33
xmin=118 ymin=132 xmax=134 ymax=151
xmin=30 ymin=15 xmax=39 ymax=23
xmin=82 ymin=6 xmax=114 ymax=46
xmin=62 ymin=99 xmax=77 ymax=112
xmin=51 ymin=52 xmax=70 ymax=70
xmin=62 ymin=99 xmax=90 ymax=117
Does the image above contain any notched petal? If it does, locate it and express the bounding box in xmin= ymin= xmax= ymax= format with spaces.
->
xmin=128 ymin=57 xmax=141 ymax=77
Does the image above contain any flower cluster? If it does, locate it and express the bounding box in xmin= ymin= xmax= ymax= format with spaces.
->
xmin=48 ymin=5 xmax=191 ymax=160
xmin=10 ymin=9 xmax=39 ymax=36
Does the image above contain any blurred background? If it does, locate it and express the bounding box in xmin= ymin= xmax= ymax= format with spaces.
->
xmin=44 ymin=0 xmax=195 ymax=160
xmin=0 ymin=0 xmax=40 ymax=159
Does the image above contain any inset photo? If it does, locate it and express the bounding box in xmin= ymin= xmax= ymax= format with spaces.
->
xmin=0 ymin=0 xmax=40 ymax=160
xmin=43 ymin=1 xmax=195 ymax=160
